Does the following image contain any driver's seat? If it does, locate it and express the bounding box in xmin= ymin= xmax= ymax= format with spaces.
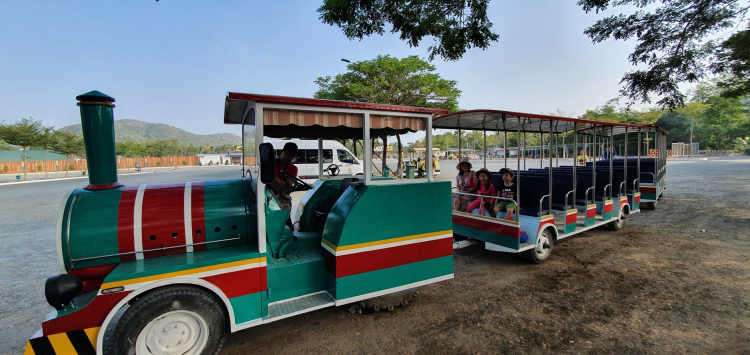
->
xmin=314 ymin=178 xmax=360 ymax=231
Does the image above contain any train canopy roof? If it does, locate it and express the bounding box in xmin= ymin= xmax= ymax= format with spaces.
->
xmin=432 ymin=109 xmax=656 ymax=136
xmin=224 ymin=92 xmax=449 ymax=139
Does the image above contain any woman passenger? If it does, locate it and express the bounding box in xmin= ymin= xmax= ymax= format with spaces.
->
xmin=453 ymin=158 xmax=476 ymax=211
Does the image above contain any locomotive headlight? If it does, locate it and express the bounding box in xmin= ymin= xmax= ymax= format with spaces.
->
xmin=45 ymin=274 xmax=82 ymax=311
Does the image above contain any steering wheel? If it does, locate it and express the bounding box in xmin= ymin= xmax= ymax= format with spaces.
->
xmin=280 ymin=170 xmax=313 ymax=191
xmin=325 ymin=164 xmax=340 ymax=176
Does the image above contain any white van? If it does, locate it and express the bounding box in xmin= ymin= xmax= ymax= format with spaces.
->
xmin=267 ymin=139 xmax=363 ymax=178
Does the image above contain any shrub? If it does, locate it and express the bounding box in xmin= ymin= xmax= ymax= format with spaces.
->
xmin=156 ymin=161 xmax=161 ymax=166
xmin=68 ymin=164 xmax=75 ymax=171
xmin=225 ymin=160 xmax=229 ymax=165
xmin=36 ymin=165 xmax=43 ymax=172
xmin=2 ymin=166 xmax=8 ymax=173
xmin=182 ymin=160 xmax=187 ymax=166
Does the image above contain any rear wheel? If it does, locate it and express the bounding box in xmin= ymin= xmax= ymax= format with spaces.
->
xmin=109 ymin=286 xmax=228 ymax=355
xmin=526 ymin=229 xmax=553 ymax=264
xmin=646 ymin=201 xmax=657 ymax=210
xmin=609 ymin=207 xmax=625 ymax=231
xmin=356 ymin=289 xmax=419 ymax=312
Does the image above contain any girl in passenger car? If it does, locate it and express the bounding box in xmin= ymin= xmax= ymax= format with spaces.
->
xmin=466 ymin=168 xmax=495 ymax=215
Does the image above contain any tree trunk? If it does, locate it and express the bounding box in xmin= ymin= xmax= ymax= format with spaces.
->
xmin=65 ymin=155 xmax=69 ymax=177
xmin=381 ymin=136 xmax=388 ymax=176
xmin=22 ymin=147 xmax=27 ymax=181
xmin=44 ymin=149 xmax=48 ymax=179
xmin=396 ymin=135 xmax=403 ymax=179
xmin=352 ymin=139 xmax=358 ymax=158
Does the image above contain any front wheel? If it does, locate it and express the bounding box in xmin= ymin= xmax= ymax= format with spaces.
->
xmin=526 ymin=229 xmax=553 ymax=264
xmin=109 ymin=286 xmax=228 ymax=355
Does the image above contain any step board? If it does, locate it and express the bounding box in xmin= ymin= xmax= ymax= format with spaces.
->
xmin=265 ymin=291 xmax=335 ymax=323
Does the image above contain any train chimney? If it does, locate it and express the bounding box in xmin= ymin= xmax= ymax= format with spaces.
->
xmin=76 ymin=90 xmax=123 ymax=190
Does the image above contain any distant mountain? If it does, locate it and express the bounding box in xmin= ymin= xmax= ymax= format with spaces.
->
xmin=59 ymin=119 xmax=241 ymax=147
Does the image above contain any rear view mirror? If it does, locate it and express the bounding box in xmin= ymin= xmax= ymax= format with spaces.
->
xmin=259 ymin=143 xmax=276 ymax=184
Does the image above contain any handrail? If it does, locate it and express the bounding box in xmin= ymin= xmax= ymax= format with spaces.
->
xmin=643 ymin=172 xmax=656 ymax=184
xmin=538 ymin=194 xmax=550 ymax=216
xmin=585 ymin=187 xmax=595 ymax=206
xmin=619 ymin=181 xmax=626 ymax=196
xmin=632 ymin=178 xmax=639 ymax=191
xmin=603 ymin=184 xmax=612 ymax=200
xmin=564 ymin=189 xmax=576 ymax=211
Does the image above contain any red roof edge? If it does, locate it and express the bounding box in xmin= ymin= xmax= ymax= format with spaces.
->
xmin=227 ymin=92 xmax=449 ymax=115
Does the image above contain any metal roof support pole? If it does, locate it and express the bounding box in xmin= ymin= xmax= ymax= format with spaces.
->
xmin=483 ymin=131 xmax=487 ymax=169
xmin=549 ymin=120 xmax=553 ymax=215
xmin=555 ymin=133 xmax=559 ymax=167
xmin=637 ymin=129 xmax=641 ymax=191
xmin=504 ymin=131 xmax=508 ymax=168
xmin=609 ymin=126 xmax=614 ymax=200
xmin=540 ymin=132 xmax=544 ymax=169
xmin=573 ymin=123 xmax=578 ymax=205
xmin=458 ymin=128 xmax=462 ymax=160
xmin=363 ymin=113 xmax=372 ymax=185
xmin=426 ymin=114 xmax=433 ymax=182
xmin=623 ymin=127 xmax=628 ymax=196
xmin=318 ymin=139 xmax=324 ymax=180
xmin=516 ymin=118 xmax=521 ymax=223
xmin=523 ymin=132 xmax=527 ymax=171
xmin=592 ymin=124 xmax=597 ymax=201
xmin=255 ymin=104 xmax=267 ymax=254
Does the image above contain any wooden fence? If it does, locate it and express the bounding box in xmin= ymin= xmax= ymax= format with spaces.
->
xmin=0 ymin=156 xmax=200 ymax=174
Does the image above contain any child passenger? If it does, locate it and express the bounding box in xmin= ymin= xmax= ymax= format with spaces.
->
xmin=494 ymin=168 xmax=517 ymax=221
xmin=466 ymin=168 xmax=496 ymax=215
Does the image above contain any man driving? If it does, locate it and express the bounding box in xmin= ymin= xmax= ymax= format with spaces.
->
xmin=275 ymin=142 xmax=299 ymax=188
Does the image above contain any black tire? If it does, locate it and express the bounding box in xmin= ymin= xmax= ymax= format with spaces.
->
xmin=109 ymin=286 xmax=228 ymax=355
xmin=525 ymin=228 xmax=554 ymax=264
xmin=646 ymin=201 xmax=657 ymax=210
xmin=360 ymin=288 xmax=419 ymax=312
xmin=609 ymin=208 xmax=625 ymax=231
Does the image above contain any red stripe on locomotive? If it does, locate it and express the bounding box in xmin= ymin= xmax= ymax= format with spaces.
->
xmin=201 ymin=267 xmax=267 ymax=299
xmin=141 ymin=183 xmax=188 ymax=258
xmin=191 ymin=182 xmax=206 ymax=250
xmin=117 ymin=185 xmax=140 ymax=262
xmin=586 ymin=206 xmax=596 ymax=219
xmin=42 ymin=292 xmax=131 ymax=335
xmin=324 ymin=237 xmax=452 ymax=278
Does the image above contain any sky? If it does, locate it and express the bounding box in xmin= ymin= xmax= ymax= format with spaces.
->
xmin=1 ymin=0 xmax=645 ymax=137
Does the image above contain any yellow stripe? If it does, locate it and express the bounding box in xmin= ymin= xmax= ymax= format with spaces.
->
xmin=587 ymin=204 xmax=596 ymax=209
xmin=24 ymin=342 xmax=35 ymax=355
xmin=101 ymin=257 xmax=266 ymax=289
xmin=453 ymin=210 xmax=520 ymax=226
xmin=605 ymin=200 xmax=613 ymax=204
xmin=84 ymin=327 xmax=100 ymax=348
xmin=48 ymin=332 xmax=76 ymax=354
xmin=566 ymin=209 xmax=577 ymax=215
xmin=323 ymin=230 xmax=452 ymax=252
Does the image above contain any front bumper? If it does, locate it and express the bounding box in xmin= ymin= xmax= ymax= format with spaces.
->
xmin=25 ymin=327 xmax=98 ymax=355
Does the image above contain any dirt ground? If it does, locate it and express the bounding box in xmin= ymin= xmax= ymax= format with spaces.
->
xmin=221 ymin=157 xmax=750 ymax=355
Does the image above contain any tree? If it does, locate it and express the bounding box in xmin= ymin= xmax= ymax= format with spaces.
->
xmin=675 ymin=102 xmax=711 ymax=157
xmin=712 ymin=29 xmax=750 ymax=97
xmin=318 ymin=0 xmax=498 ymax=61
xmin=37 ymin=125 xmax=55 ymax=179
xmin=578 ymin=0 xmax=750 ymax=108
xmin=315 ymin=55 xmax=461 ymax=110
xmin=51 ymin=131 xmax=85 ymax=177
xmin=0 ymin=118 xmax=43 ymax=181
xmin=315 ymin=55 xmax=461 ymax=175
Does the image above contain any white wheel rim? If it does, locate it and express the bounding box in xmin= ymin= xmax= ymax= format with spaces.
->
xmin=535 ymin=234 xmax=551 ymax=258
xmin=136 ymin=310 xmax=209 ymax=355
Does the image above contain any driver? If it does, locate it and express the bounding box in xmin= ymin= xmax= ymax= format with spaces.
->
xmin=275 ymin=142 xmax=299 ymax=188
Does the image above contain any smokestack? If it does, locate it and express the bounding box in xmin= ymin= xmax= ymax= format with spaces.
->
xmin=76 ymin=90 xmax=123 ymax=190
